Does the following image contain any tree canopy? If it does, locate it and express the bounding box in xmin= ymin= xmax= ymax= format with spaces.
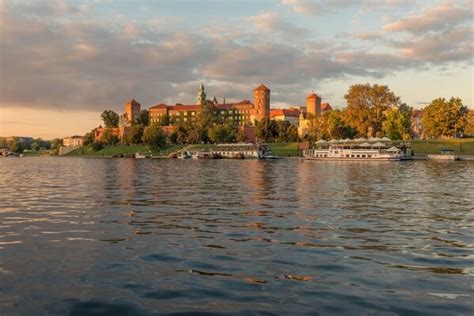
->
xmin=142 ymin=123 xmax=167 ymax=149
xmin=344 ymin=83 xmax=400 ymax=137
xmin=422 ymin=98 xmax=468 ymax=139
xmin=101 ymin=110 xmax=119 ymax=128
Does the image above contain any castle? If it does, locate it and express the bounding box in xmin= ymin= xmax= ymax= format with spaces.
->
xmin=94 ymin=83 xmax=332 ymax=142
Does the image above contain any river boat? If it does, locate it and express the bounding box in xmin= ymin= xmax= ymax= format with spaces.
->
xmin=303 ymin=141 xmax=404 ymax=161
xmin=178 ymin=151 xmax=192 ymax=159
xmin=427 ymin=149 xmax=458 ymax=161
xmin=211 ymin=143 xmax=269 ymax=159
xmin=134 ymin=153 xmax=149 ymax=159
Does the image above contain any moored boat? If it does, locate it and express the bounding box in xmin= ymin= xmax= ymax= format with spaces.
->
xmin=427 ymin=149 xmax=458 ymax=161
xmin=303 ymin=139 xmax=405 ymax=161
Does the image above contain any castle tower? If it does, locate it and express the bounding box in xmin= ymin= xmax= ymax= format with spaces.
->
xmin=253 ymin=84 xmax=270 ymax=120
xmin=196 ymin=82 xmax=206 ymax=105
xmin=124 ymin=99 xmax=141 ymax=125
xmin=306 ymin=92 xmax=321 ymax=116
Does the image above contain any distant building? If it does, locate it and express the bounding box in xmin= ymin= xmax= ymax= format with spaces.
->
xmin=63 ymin=135 xmax=83 ymax=147
xmin=94 ymin=83 xmax=334 ymax=143
xmin=270 ymin=109 xmax=300 ymax=126
xmin=149 ymin=83 xmax=270 ymax=127
xmin=306 ymin=92 xmax=322 ymax=115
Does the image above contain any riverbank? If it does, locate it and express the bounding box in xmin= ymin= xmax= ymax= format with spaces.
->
xmin=65 ymin=144 xmax=182 ymax=157
xmin=58 ymin=139 xmax=474 ymax=158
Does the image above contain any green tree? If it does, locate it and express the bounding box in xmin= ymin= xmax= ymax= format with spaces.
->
xmin=464 ymin=110 xmax=474 ymax=136
xmin=306 ymin=114 xmax=327 ymax=141
xmin=31 ymin=142 xmax=40 ymax=151
xmin=275 ymin=121 xmax=298 ymax=142
xmin=159 ymin=114 xmax=170 ymax=126
xmin=101 ymin=110 xmax=119 ymax=128
xmin=236 ymin=129 xmax=249 ymax=143
xmin=137 ymin=110 xmax=149 ymax=126
xmin=208 ymin=123 xmax=237 ymax=143
xmin=90 ymin=141 xmax=104 ymax=151
xmin=422 ymin=97 xmax=468 ymax=139
xmin=101 ymin=129 xmax=119 ymax=145
xmin=344 ymin=83 xmax=400 ymax=137
xmin=256 ymin=118 xmax=278 ymax=142
xmin=173 ymin=124 xmax=188 ymax=144
xmin=142 ymin=124 xmax=167 ymax=149
xmin=83 ymin=131 xmax=95 ymax=146
xmin=0 ymin=138 xmax=7 ymax=149
xmin=382 ymin=106 xmax=411 ymax=140
xmin=51 ymin=138 xmax=63 ymax=149
xmin=10 ymin=139 xmax=25 ymax=153
xmin=126 ymin=124 xmax=144 ymax=145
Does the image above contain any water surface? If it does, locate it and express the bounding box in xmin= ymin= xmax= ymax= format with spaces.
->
xmin=0 ymin=158 xmax=473 ymax=315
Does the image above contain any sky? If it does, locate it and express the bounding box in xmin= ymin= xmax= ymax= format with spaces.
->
xmin=0 ymin=0 xmax=473 ymax=139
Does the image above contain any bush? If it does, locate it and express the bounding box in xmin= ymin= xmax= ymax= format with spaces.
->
xmin=142 ymin=124 xmax=167 ymax=149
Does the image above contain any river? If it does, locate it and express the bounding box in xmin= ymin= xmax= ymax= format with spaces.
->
xmin=0 ymin=158 xmax=473 ymax=315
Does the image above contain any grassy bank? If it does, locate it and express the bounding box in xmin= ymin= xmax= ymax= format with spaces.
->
xmin=65 ymin=144 xmax=182 ymax=157
xmin=62 ymin=139 xmax=474 ymax=158
xmin=183 ymin=143 xmax=301 ymax=157
xmin=268 ymin=143 xmax=300 ymax=157
xmin=409 ymin=139 xmax=474 ymax=155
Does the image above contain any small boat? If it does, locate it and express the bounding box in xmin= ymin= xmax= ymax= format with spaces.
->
xmin=134 ymin=153 xmax=148 ymax=159
xmin=427 ymin=149 xmax=458 ymax=161
xmin=178 ymin=151 xmax=192 ymax=159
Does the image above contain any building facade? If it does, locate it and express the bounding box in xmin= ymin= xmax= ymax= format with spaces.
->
xmin=95 ymin=83 xmax=333 ymax=143
xmin=63 ymin=135 xmax=83 ymax=147
xmin=149 ymin=84 xmax=271 ymax=127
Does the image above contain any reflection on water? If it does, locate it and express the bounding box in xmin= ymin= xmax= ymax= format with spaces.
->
xmin=0 ymin=158 xmax=473 ymax=315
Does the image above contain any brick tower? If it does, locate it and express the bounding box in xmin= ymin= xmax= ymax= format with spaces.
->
xmin=306 ymin=92 xmax=321 ymax=116
xmin=124 ymin=99 xmax=141 ymax=125
xmin=253 ymin=84 xmax=270 ymax=121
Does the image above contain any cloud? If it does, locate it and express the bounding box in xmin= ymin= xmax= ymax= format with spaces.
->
xmin=0 ymin=0 xmax=472 ymax=112
xmin=281 ymin=0 xmax=355 ymax=15
xmin=395 ymin=26 xmax=473 ymax=63
xmin=384 ymin=2 xmax=472 ymax=34
xmin=246 ymin=12 xmax=309 ymax=39
xmin=281 ymin=0 xmax=320 ymax=15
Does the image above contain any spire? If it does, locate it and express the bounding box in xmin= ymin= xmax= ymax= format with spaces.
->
xmin=196 ymin=82 xmax=206 ymax=105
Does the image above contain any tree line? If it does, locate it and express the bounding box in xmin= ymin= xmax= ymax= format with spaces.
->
xmin=84 ymin=83 xmax=472 ymax=151
xmin=303 ymin=83 xmax=472 ymax=141
xmin=0 ymin=136 xmax=62 ymax=154
xmin=88 ymin=100 xmax=299 ymax=151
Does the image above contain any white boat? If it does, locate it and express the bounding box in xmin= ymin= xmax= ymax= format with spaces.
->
xmin=134 ymin=153 xmax=148 ymax=159
xmin=427 ymin=149 xmax=458 ymax=161
xmin=303 ymin=143 xmax=403 ymax=161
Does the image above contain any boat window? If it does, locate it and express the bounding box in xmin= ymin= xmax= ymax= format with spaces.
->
xmin=351 ymin=155 xmax=354 ymax=157
xmin=346 ymin=155 xmax=349 ymax=157
xmin=368 ymin=155 xmax=371 ymax=158
xmin=356 ymin=155 xmax=360 ymax=158
xmin=362 ymin=155 xmax=366 ymax=158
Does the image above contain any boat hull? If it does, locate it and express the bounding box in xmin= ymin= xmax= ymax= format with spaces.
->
xmin=304 ymin=156 xmax=401 ymax=161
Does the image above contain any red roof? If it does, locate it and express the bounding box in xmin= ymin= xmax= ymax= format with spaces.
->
xmin=253 ymin=84 xmax=270 ymax=91
xmin=270 ymin=108 xmax=300 ymax=118
xmin=126 ymin=99 xmax=141 ymax=106
xmin=149 ymin=103 xmax=168 ymax=109
xmin=321 ymin=102 xmax=332 ymax=111
xmin=306 ymin=92 xmax=321 ymax=100
xmin=168 ymin=104 xmax=201 ymax=112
